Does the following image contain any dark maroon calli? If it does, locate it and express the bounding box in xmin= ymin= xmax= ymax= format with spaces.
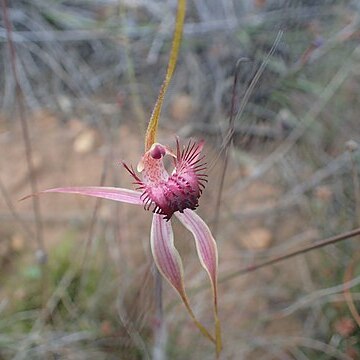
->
xmin=123 ymin=139 xmax=207 ymax=220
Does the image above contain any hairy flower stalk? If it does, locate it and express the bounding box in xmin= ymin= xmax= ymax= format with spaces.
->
xmin=23 ymin=0 xmax=222 ymax=355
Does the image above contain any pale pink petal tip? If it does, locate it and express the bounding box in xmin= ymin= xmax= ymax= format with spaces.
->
xmin=24 ymin=186 xmax=143 ymax=205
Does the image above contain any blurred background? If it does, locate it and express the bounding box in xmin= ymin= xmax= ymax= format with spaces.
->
xmin=1 ymin=0 xmax=360 ymax=359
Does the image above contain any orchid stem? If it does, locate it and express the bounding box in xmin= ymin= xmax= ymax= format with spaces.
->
xmin=153 ymin=267 xmax=167 ymax=360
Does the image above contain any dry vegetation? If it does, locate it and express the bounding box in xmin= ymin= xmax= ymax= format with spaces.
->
xmin=1 ymin=0 xmax=360 ymax=359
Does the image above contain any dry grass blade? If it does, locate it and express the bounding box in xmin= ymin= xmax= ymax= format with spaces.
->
xmin=232 ymin=44 xmax=359 ymax=194
xmin=343 ymin=257 xmax=360 ymax=329
xmin=222 ymin=227 xmax=360 ymax=282
xmin=1 ymin=0 xmax=44 ymax=257
xmin=212 ymin=58 xmax=249 ymax=235
xmin=0 ymin=176 xmax=34 ymax=239
xmin=167 ymin=227 xmax=360 ymax=309
xmin=211 ymin=31 xmax=283 ymax=235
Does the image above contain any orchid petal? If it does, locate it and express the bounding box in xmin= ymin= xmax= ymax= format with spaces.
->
xmin=150 ymin=214 xmax=215 ymax=344
xmin=175 ymin=209 xmax=222 ymax=355
xmin=22 ymin=187 xmax=143 ymax=205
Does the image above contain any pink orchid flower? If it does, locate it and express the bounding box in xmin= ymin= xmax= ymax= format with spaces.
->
xmin=23 ymin=0 xmax=222 ymax=353
xmin=32 ymin=138 xmax=221 ymax=351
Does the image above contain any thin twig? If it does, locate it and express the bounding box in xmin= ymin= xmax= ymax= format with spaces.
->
xmin=167 ymin=227 xmax=360 ymax=316
xmin=343 ymin=143 xmax=360 ymax=329
xmin=77 ymin=156 xmax=108 ymax=294
xmin=210 ymin=31 xmax=282 ymax=237
xmin=349 ymin=144 xmax=360 ymax=225
xmin=119 ymin=4 xmax=146 ymax=132
xmin=218 ymin=30 xmax=283 ymax=159
xmin=13 ymin=269 xmax=76 ymax=360
xmin=212 ymin=58 xmax=248 ymax=235
xmin=1 ymin=0 xmax=44 ymax=257
xmin=271 ymin=274 xmax=360 ymax=319
xmin=221 ymin=227 xmax=360 ymax=282
xmin=232 ymin=45 xmax=357 ymax=194
xmin=343 ymin=258 xmax=360 ymax=328
xmin=228 ymin=149 xmax=354 ymax=220
xmin=248 ymin=336 xmax=351 ymax=360
xmin=0 ymin=176 xmax=34 ymax=239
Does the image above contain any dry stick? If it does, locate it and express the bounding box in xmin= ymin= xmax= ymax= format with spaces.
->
xmin=1 ymin=0 xmax=45 ymax=258
xmin=212 ymin=58 xmax=248 ymax=235
xmin=232 ymin=45 xmax=357 ymax=195
xmin=119 ymin=4 xmax=146 ymax=133
xmin=221 ymin=227 xmax=360 ymax=283
xmin=343 ymin=258 xmax=360 ymax=329
xmin=13 ymin=268 xmax=78 ymax=360
xmin=229 ymin=150 xmax=354 ymax=220
xmin=166 ymin=227 xmax=360 ymax=315
xmin=271 ymin=282 xmax=360 ymax=320
xmin=77 ymin=156 xmax=108 ymax=293
xmin=249 ymin=336 xmax=351 ymax=360
xmin=0 ymin=176 xmax=34 ymax=239
xmin=343 ymin=145 xmax=360 ymax=328
xmin=350 ymin=147 xmax=360 ymax=224
xmin=13 ymin=157 xmax=107 ymax=358
xmin=117 ymin=300 xmax=151 ymax=360
xmin=211 ymin=31 xmax=282 ymax=236
xmin=209 ymin=30 xmax=283 ymax=170
xmin=209 ymin=33 xmax=283 ymax=231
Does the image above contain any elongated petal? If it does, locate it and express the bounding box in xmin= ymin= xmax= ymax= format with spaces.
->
xmin=175 ymin=209 xmax=222 ymax=354
xmin=150 ymin=214 xmax=215 ymax=344
xmin=22 ymin=187 xmax=143 ymax=205
xmin=151 ymin=214 xmax=184 ymax=292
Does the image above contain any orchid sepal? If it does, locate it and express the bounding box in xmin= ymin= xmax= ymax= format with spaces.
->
xmin=175 ymin=209 xmax=222 ymax=355
xmin=150 ymin=214 xmax=216 ymax=344
xmin=21 ymin=186 xmax=143 ymax=205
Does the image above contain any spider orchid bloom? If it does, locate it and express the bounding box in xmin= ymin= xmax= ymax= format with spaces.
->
xmin=23 ymin=0 xmax=222 ymax=353
xmin=27 ymin=139 xmax=221 ymax=352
